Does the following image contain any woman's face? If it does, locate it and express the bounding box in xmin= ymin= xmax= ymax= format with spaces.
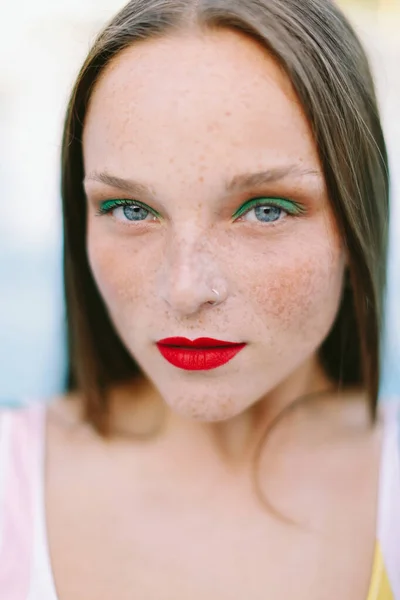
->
xmin=83 ymin=29 xmax=345 ymax=422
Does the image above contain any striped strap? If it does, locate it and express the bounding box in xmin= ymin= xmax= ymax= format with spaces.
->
xmin=0 ymin=407 xmax=42 ymax=600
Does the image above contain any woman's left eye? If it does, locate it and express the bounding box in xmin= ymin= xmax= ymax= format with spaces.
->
xmin=234 ymin=198 xmax=305 ymax=223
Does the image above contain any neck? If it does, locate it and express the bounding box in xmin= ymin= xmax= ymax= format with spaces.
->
xmin=208 ymin=355 xmax=334 ymax=463
xmin=108 ymin=355 xmax=334 ymax=466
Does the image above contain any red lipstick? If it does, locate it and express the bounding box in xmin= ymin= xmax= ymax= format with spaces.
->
xmin=156 ymin=337 xmax=246 ymax=371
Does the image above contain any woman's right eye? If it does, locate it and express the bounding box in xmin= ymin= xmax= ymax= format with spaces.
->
xmin=114 ymin=204 xmax=150 ymax=222
xmin=96 ymin=200 xmax=158 ymax=222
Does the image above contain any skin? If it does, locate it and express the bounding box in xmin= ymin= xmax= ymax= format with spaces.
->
xmin=45 ymin=28 xmax=383 ymax=600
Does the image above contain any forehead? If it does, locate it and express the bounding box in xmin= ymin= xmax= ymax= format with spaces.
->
xmin=83 ymin=29 xmax=320 ymax=184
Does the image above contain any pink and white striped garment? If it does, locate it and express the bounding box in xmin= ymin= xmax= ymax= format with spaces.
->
xmin=0 ymin=400 xmax=399 ymax=600
xmin=0 ymin=403 xmax=57 ymax=599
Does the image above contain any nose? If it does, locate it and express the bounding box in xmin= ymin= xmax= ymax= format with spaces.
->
xmin=157 ymin=232 xmax=228 ymax=316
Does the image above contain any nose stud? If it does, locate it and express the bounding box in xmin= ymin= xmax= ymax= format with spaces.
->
xmin=209 ymin=289 xmax=221 ymax=305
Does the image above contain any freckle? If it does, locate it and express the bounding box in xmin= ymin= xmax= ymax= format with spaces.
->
xmin=198 ymin=176 xmax=204 ymax=183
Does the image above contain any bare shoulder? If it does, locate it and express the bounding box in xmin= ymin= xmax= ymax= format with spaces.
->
xmin=47 ymin=378 xmax=159 ymax=432
xmin=302 ymin=387 xmax=381 ymax=437
xmin=46 ymin=378 xmax=161 ymax=450
xmin=46 ymin=391 xmax=98 ymax=451
xmin=47 ymin=391 xmax=84 ymax=425
xmin=296 ymin=389 xmax=384 ymax=480
xmin=45 ymin=393 xmax=84 ymax=444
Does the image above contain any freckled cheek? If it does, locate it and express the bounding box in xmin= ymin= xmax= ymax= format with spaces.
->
xmin=246 ymin=250 xmax=344 ymax=331
xmin=86 ymin=231 xmax=154 ymax=308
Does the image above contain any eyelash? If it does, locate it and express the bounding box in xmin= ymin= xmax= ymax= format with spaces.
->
xmin=232 ymin=197 xmax=305 ymax=221
xmin=95 ymin=198 xmax=158 ymax=218
xmin=95 ymin=197 xmax=306 ymax=223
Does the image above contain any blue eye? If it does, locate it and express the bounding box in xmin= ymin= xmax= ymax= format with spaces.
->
xmin=253 ymin=205 xmax=283 ymax=222
xmin=96 ymin=199 xmax=159 ymax=222
xmin=121 ymin=205 xmax=149 ymax=221
xmin=233 ymin=197 xmax=305 ymax=223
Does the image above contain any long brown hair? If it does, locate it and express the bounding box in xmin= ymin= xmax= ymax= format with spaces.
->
xmin=61 ymin=0 xmax=389 ymax=435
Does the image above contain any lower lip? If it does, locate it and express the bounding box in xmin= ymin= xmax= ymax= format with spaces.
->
xmin=156 ymin=344 xmax=246 ymax=371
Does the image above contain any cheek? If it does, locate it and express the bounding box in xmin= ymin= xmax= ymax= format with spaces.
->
xmin=248 ymin=244 xmax=345 ymax=340
xmin=87 ymin=230 xmax=150 ymax=309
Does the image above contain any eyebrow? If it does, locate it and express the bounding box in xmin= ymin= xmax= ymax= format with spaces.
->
xmin=226 ymin=165 xmax=322 ymax=193
xmin=84 ymin=172 xmax=157 ymax=199
xmin=84 ymin=164 xmax=322 ymax=197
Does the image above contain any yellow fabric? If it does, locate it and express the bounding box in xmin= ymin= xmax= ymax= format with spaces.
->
xmin=367 ymin=544 xmax=394 ymax=600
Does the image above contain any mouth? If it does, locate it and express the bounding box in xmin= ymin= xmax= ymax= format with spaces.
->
xmin=156 ymin=337 xmax=247 ymax=371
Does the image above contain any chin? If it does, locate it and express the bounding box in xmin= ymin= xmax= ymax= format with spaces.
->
xmin=160 ymin=385 xmax=256 ymax=422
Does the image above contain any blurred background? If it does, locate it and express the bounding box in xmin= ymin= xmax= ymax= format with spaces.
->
xmin=0 ymin=0 xmax=399 ymax=405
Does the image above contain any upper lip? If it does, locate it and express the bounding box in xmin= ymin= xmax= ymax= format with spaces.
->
xmin=157 ymin=337 xmax=245 ymax=348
